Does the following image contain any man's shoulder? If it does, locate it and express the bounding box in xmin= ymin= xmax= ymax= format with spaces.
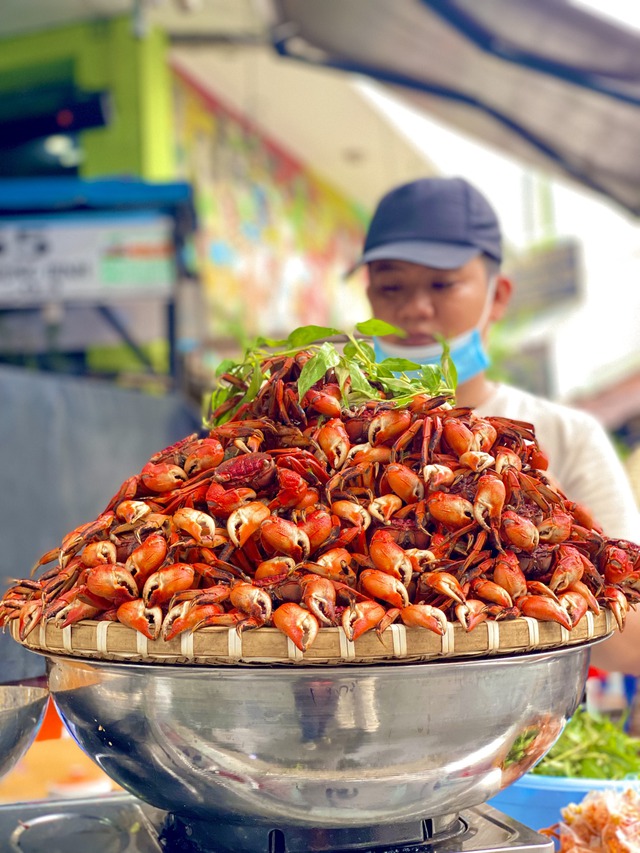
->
xmin=482 ymin=383 xmax=600 ymax=427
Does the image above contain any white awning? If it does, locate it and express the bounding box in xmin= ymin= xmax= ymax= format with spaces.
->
xmin=269 ymin=0 xmax=640 ymax=215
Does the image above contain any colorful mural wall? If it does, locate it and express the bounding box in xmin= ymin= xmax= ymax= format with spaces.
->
xmin=171 ymin=64 xmax=370 ymax=343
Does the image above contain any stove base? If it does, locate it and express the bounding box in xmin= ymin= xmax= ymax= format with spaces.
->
xmin=160 ymin=812 xmax=465 ymax=852
xmin=0 ymin=793 xmax=554 ymax=853
xmin=159 ymin=802 xmax=553 ymax=853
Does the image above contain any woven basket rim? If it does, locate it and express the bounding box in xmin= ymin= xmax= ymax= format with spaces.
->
xmin=9 ymin=610 xmax=615 ymax=666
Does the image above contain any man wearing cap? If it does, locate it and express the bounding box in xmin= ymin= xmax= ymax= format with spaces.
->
xmin=352 ymin=176 xmax=640 ymax=674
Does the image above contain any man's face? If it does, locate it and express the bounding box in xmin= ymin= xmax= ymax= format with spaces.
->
xmin=366 ymin=255 xmax=491 ymax=346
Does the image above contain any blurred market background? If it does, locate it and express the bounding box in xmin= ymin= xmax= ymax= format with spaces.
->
xmin=2 ymin=0 xmax=640 ymax=741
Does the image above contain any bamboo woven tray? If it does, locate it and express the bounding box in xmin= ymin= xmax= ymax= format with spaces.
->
xmin=10 ymin=609 xmax=614 ymax=666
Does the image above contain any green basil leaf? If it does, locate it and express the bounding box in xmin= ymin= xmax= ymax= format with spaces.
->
xmin=287 ymin=325 xmax=343 ymax=348
xmin=379 ymin=357 xmax=423 ymax=372
xmin=297 ymin=344 xmax=341 ymax=400
xmin=342 ymin=341 xmax=359 ymax=360
xmin=356 ymin=318 xmax=405 ymax=337
xmin=334 ymin=363 xmax=353 ymax=400
xmin=254 ymin=334 xmax=288 ymax=348
xmin=214 ymin=358 xmax=236 ymax=377
xmin=348 ymin=362 xmax=379 ymax=397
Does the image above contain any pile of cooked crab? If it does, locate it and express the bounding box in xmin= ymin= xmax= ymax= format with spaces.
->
xmin=1 ymin=349 xmax=637 ymax=653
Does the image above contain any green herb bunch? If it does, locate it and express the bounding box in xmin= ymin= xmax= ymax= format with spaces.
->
xmin=206 ymin=320 xmax=457 ymax=427
xmin=532 ymin=706 xmax=640 ymax=780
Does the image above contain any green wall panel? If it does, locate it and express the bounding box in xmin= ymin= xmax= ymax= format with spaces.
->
xmin=0 ymin=16 xmax=174 ymax=179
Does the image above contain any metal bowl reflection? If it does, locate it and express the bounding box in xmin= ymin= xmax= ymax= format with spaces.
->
xmin=0 ymin=685 xmax=49 ymax=780
xmin=48 ymin=645 xmax=591 ymax=828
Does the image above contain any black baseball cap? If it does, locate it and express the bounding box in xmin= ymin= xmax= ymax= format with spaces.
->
xmin=348 ymin=176 xmax=502 ymax=273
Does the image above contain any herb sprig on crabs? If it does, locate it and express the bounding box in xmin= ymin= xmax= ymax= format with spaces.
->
xmin=206 ymin=319 xmax=457 ymax=427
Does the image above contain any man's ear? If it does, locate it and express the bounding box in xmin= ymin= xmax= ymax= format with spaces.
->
xmin=487 ymin=275 xmax=512 ymax=324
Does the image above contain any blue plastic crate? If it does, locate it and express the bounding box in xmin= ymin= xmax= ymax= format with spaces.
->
xmin=488 ymin=773 xmax=640 ymax=832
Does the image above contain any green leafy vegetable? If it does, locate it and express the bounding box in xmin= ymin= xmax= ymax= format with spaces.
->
xmin=532 ymin=706 xmax=640 ymax=780
xmin=205 ymin=320 xmax=457 ymax=427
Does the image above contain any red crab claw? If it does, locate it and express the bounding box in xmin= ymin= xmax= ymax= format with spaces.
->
xmin=369 ymin=529 xmax=413 ymax=584
xmin=18 ymin=600 xmax=43 ymax=641
xmin=405 ymin=548 xmax=437 ymax=573
xmin=421 ymin=571 xmax=466 ymax=605
xmin=316 ymin=418 xmax=350 ymax=470
xmin=458 ymin=451 xmax=495 ymax=473
xmin=261 ymin=517 xmax=311 ymax=562
xmin=309 ymin=548 xmax=357 ymax=586
xmin=168 ymin=587 xmax=231 ymax=609
xmin=142 ymin=564 xmax=196 ymax=608
xmin=368 ymin=409 xmax=412 ymax=447
xmin=103 ymin=474 xmax=140 ymax=513
xmin=564 ymin=501 xmax=602 ymax=533
xmin=116 ymin=599 xmax=163 ymax=640
xmin=517 ymin=594 xmax=573 ymax=631
xmin=331 ymin=499 xmax=371 ymax=531
xmin=193 ymin=608 xmax=260 ymax=630
xmin=470 ymin=418 xmax=498 ymax=453
xmin=536 ymin=509 xmax=572 ymax=544
xmin=44 ymin=588 xmax=107 ymax=628
xmin=295 ymin=507 xmax=340 ymax=554
xmin=172 ymin=508 xmax=219 ymax=545
xmin=469 ymin=577 xmax=513 ymax=608
xmin=442 ymin=417 xmax=474 ymax=457
xmin=183 ymin=438 xmax=224 ymax=477
xmin=492 ymin=550 xmax=527 ymax=600
xmin=81 ymin=541 xmax=117 ymax=567
xmin=526 ymin=580 xmax=560 ymax=601
xmin=426 ymin=492 xmax=474 ymax=529
xmin=161 ymin=600 xmax=226 ymax=641
xmin=341 ymin=600 xmax=387 ymax=641
xmin=455 ymin=598 xmax=488 ymax=632
xmin=494 ymin=447 xmax=522 ymax=474
xmin=566 ymin=580 xmax=600 ymax=614
xmin=348 ymin=443 xmax=392 ymax=466
xmin=205 ymin=483 xmax=257 ymax=517
xmin=602 ymin=544 xmax=636 ymax=585
xmin=600 ymin=585 xmax=629 ymax=631
xmin=422 ymin=464 xmax=456 ymax=491
xmin=299 ymin=575 xmax=337 ymax=626
xmin=473 ymin=474 xmax=506 ymax=532
xmin=385 ymin=463 xmax=424 ymax=504
xmin=368 ymin=494 xmax=403 ymax=525
xmin=140 ymin=462 xmax=188 ymax=494
xmin=273 ymin=602 xmax=320 ymax=651
xmin=557 ymin=590 xmax=589 ymax=628
xmin=229 ymin=581 xmax=272 ymax=625
xmin=125 ymin=532 xmax=169 ymax=587
xmin=501 ymin=511 xmax=540 ymax=553
xmin=227 ymin=502 xmax=271 ymax=549
xmin=294 ymin=487 xmax=321 ymax=511
xmin=30 ymin=546 xmax=61 ymax=576
xmin=268 ymin=468 xmax=309 ymax=512
xmin=302 ymin=383 xmax=343 ymax=418
xmin=85 ymin=564 xmax=139 ymax=606
xmin=400 ymin=603 xmax=447 ymax=636
xmin=549 ymin=544 xmax=585 ymax=592
xmin=115 ymin=500 xmax=152 ymax=525
xmin=59 ymin=513 xmax=115 ymax=566
xmin=253 ymin=556 xmax=296 ymax=582
xmin=359 ymin=569 xmax=410 ymax=609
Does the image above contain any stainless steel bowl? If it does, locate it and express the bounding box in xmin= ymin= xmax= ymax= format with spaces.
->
xmin=0 ymin=684 xmax=49 ymax=780
xmin=47 ymin=646 xmax=591 ymax=828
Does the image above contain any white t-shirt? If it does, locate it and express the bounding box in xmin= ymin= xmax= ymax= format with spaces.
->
xmin=474 ymin=383 xmax=640 ymax=542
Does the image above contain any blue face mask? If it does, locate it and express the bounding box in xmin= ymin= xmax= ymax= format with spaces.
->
xmin=373 ymin=326 xmax=490 ymax=385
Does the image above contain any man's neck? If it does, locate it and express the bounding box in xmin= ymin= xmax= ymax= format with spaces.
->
xmin=453 ymin=373 xmax=496 ymax=409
